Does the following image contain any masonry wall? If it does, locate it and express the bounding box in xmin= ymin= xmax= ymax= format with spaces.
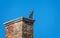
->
xmin=5 ymin=20 xmax=33 ymax=38
xmin=5 ymin=21 xmax=23 ymax=38
xmin=22 ymin=22 xmax=33 ymax=38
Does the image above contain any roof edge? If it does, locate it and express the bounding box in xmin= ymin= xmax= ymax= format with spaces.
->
xmin=3 ymin=16 xmax=24 ymax=25
xmin=3 ymin=16 xmax=35 ymax=25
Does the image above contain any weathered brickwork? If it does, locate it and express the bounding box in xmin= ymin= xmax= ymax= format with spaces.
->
xmin=4 ymin=17 xmax=35 ymax=38
xmin=5 ymin=21 xmax=23 ymax=38
xmin=22 ymin=22 xmax=33 ymax=38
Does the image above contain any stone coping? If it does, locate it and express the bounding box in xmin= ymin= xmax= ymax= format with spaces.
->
xmin=3 ymin=16 xmax=35 ymax=25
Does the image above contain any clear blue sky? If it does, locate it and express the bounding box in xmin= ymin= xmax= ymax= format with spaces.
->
xmin=0 ymin=0 xmax=60 ymax=38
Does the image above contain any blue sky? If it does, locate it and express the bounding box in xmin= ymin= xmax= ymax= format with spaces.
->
xmin=0 ymin=0 xmax=60 ymax=38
